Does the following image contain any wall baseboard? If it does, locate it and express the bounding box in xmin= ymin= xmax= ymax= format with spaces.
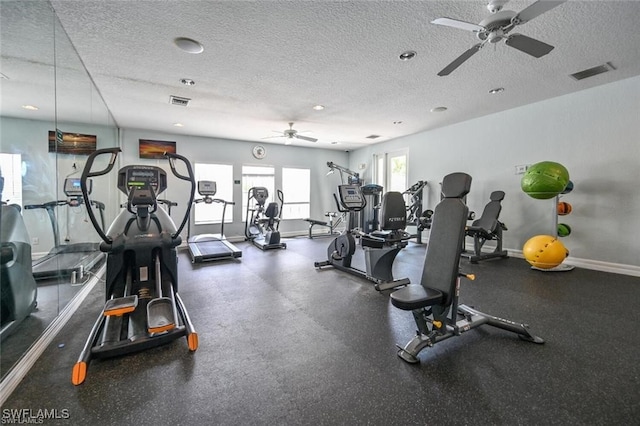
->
xmin=507 ymin=249 xmax=640 ymax=277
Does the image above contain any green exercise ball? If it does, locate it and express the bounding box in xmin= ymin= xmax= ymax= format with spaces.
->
xmin=521 ymin=161 xmax=570 ymax=200
xmin=557 ymin=223 xmax=571 ymax=237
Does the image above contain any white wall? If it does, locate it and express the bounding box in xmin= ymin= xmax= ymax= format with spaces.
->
xmin=118 ymin=128 xmax=349 ymax=241
xmin=0 ymin=117 xmax=119 ymax=254
xmin=349 ymin=76 xmax=640 ymax=269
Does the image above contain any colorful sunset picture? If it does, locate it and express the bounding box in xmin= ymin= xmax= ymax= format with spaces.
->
xmin=139 ymin=139 xmax=177 ymax=159
xmin=48 ymin=131 xmax=97 ymax=155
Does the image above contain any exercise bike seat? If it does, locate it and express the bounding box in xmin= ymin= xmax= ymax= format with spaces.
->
xmin=362 ymin=191 xmax=409 ymax=248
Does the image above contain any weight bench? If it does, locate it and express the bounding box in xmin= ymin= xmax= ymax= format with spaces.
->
xmin=304 ymin=212 xmax=341 ymax=239
xmin=390 ymin=173 xmax=543 ymax=364
xmin=463 ymin=190 xmax=508 ymax=263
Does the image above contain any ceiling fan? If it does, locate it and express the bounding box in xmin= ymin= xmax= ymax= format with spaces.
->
xmin=263 ymin=122 xmax=318 ymax=145
xmin=432 ymin=0 xmax=566 ymax=76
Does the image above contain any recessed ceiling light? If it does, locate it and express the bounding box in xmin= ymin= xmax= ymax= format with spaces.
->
xmin=312 ymin=105 xmax=325 ymax=111
xmin=22 ymin=105 xmax=39 ymax=111
xmin=174 ymin=37 xmax=204 ymax=54
xmin=180 ymin=78 xmax=195 ymax=86
xmin=173 ymin=123 xmax=184 ymax=127
xmin=399 ymin=51 xmax=417 ymax=61
xmin=430 ymin=106 xmax=447 ymax=113
xmin=489 ymin=87 xmax=505 ymax=94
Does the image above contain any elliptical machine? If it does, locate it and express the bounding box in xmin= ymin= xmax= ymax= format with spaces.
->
xmin=72 ymin=148 xmax=198 ymax=385
xmin=244 ymin=187 xmax=286 ymax=250
xmin=314 ymin=184 xmax=411 ymax=291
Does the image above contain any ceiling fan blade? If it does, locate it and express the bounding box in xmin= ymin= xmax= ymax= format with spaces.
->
xmin=513 ymin=0 xmax=566 ymax=25
xmin=505 ymin=33 xmax=554 ymax=58
xmin=431 ymin=17 xmax=484 ymax=33
xmin=262 ymin=135 xmax=284 ymax=139
xmin=437 ymin=43 xmax=483 ymax=76
xmin=295 ymin=134 xmax=318 ymax=143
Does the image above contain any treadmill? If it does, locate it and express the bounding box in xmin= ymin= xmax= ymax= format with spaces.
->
xmin=25 ymin=178 xmax=106 ymax=283
xmin=187 ymin=180 xmax=242 ymax=263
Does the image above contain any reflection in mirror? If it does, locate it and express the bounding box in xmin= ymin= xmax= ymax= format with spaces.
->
xmin=0 ymin=1 xmax=118 ymax=381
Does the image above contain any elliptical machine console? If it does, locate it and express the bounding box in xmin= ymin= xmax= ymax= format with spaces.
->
xmin=72 ymin=148 xmax=198 ymax=385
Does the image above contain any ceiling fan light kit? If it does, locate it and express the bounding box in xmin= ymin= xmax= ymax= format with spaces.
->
xmin=262 ymin=122 xmax=318 ymax=144
xmin=432 ymin=0 xmax=566 ymax=76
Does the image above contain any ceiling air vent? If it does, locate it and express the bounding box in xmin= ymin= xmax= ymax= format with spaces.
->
xmin=169 ymin=95 xmax=191 ymax=106
xmin=366 ymin=134 xmax=381 ymax=139
xmin=570 ymin=62 xmax=616 ymax=81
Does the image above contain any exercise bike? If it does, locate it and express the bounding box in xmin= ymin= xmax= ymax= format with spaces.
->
xmin=314 ymin=184 xmax=411 ymax=291
xmin=244 ymin=187 xmax=286 ymax=250
xmin=72 ymin=148 xmax=198 ymax=385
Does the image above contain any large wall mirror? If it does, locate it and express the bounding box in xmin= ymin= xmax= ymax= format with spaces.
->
xmin=1 ymin=1 xmax=118 ymax=381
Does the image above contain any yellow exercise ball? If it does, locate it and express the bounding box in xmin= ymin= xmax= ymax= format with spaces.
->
xmin=523 ymin=235 xmax=569 ymax=269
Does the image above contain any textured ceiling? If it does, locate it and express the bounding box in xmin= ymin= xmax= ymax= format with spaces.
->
xmin=3 ymin=1 xmax=640 ymax=151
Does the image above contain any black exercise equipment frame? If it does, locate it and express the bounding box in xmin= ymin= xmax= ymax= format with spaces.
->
xmin=187 ymin=180 xmax=242 ymax=263
xmin=315 ymin=184 xmax=411 ymax=292
xmin=390 ymin=173 xmax=543 ymax=364
xmin=462 ymin=190 xmax=509 ymax=263
xmin=244 ymin=187 xmax=287 ymax=250
xmin=72 ymin=148 xmax=198 ymax=385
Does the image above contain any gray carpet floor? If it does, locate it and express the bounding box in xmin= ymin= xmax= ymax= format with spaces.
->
xmin=2 ymin=236 xmax=639 ymax=425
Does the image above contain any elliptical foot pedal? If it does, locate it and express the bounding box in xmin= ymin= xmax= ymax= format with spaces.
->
xmin=104 ymin=296 xmax=138 ymax=316
xmin=147 ymin=297 xmax=176 ymax=334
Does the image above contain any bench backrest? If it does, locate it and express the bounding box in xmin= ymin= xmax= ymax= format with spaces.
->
xmin=471 ymin=190 xmax=505 ymax=233
xmin=420 ymin=173 xmax=471 ymax=307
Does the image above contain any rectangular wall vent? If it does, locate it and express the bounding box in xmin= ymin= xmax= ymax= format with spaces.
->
xmin=366 ymin=134 xmax=381 ymax=139
xmin=570 ymin=62 xmax=616 ymax=81
xmin=169 ymin=95 xmax=190 ymax=106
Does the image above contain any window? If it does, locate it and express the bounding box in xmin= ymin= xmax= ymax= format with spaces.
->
xmin=281 ymin=167 xmax=310 ymax=219
xmin=372 ymin=149 xmax=408 ymax=194
xmin=194 ymin=163 xmax=233 ymax=224
xmin=0 ymin=153 xmax=23 ymax=206
xmin=242 ymin=165 xmax=275 ymax=218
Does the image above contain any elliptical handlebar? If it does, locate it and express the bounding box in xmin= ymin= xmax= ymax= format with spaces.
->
xmin=81 ymin=148 xmax=120 ymax=244
xmin=79 ymin=148 xmax=196 ymax=245
xmin=164 ymin=152 xmax=196 ymax=240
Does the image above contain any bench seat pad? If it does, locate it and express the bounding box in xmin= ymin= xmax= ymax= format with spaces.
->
xmin=390 ymin=284 xmax=443 ymax=311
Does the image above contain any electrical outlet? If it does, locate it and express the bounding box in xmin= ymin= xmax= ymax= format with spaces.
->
xmin=515 ymin=164 xmax=529 ymax=175
xmin=31 ymin=237 xmax=39 ymax=245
